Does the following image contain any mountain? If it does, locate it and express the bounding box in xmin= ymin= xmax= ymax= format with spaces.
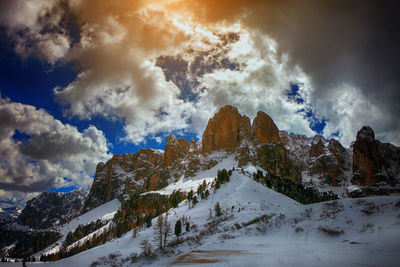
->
xmin=18 ymin=191 xmax=87 ymax=229
xmin=0 ymin=191 xmax=87 ymax=258
xmin=2 ymin=105 xmax=400 ymax=265
xmin=83 ymin=105 xmax=400 ymax=212
xmin=0 ymin=201 xmax=22 ymax=224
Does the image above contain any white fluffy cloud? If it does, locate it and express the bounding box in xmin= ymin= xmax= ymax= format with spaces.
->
xmin=0 ymin=95 xmax=111 ymax=197
xmin=312 ymin=84 xmax=400 ymax=146
xmin=0 ymin=0 xmax=70 ymax=64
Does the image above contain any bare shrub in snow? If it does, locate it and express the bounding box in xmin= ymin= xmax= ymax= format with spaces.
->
xmin=90 ymin=260 xmax=100 ymax=267
xmin=140 ymin=239 xmax=154 ymax=257
xmin=292 ymin=217 xmax=304 ymax=224
xmin=108 ymin=252 xmax=121 ymax=260
xmin=320 ymin=201 xmax=344 ymax=220
xmin=234 ymin=222 xmax=242 ymax=229
xmin=359 ymin=223 xmax=374 ymax=233
xmin=318 ymin=226 xmax=344 ymax=236
xmin=361 ymin=202 xmax=379 ymax=215
xmin=303 ymin=208 xmax=313 ymax=219
xmin=295 ymin=227 xmax=304 ymax=232
xmin=130 ymin=252 xmax=138 ymax=263
xmin=91 ymin=252 xmax=122 ymax=267
xmin=256 ymin=223 xmax=267 ymax=233
xmin=220 ymin=234 xmax=235 ymax=240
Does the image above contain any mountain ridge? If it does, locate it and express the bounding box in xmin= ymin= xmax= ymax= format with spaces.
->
xmin=84 ymin=105 xmax=400 ymax=211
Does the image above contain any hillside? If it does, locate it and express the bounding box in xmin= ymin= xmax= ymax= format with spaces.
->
xmin=8 ymin=156 xmax=398 ymax=266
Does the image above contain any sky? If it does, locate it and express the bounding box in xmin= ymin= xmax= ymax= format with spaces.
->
xmin=0 ymin=0 xmax=399 ymax=205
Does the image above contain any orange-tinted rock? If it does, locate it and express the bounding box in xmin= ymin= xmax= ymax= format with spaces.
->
xmin=328 ymin=139 xmax=347 ymax=166
xmin=352 ymin=126 xmax=388 ymax=185
xmin=252 ymin=111 xmax=280 ymax=145
xmin=201 ymin=105 xmax=251 ymax=154
xmin=149 ymin=172 xmax=161 ymax=191
xmin=84 ymin=149 xmax=165 ymax=211
xmin=165 ymin=135 xmax=189 ymax=166
xmin=310 ymin=136 xmax=325 ymax=158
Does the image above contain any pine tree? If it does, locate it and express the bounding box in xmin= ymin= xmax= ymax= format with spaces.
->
xmin=187 ymin=190 xmax=194 ymax=208
xmin=192 ymin=196 xmax=198 ymax=206
xmin=214 ymin=202 xmax=222 ymax=217
xmin=185 ymin=222 xmax=190 ymax=232
xmin=174 ymin=220 xmax=182 ymax=238
xmin=146 ymin=214 xmax=152 ymax=228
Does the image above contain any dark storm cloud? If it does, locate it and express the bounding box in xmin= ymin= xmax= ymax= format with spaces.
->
xmin=183 ymin=0 xmax=400 ymax=142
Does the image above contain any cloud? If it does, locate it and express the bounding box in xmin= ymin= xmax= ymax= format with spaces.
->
xmin=0 ymin=189 xmax=39 ymax=207
xmin=190 ymin=33 xmax=315 ymax=137
xmin=0 ymin=95 xmax=111 ymax=199
xmin=1 ymin=0 xmax=399 ymax=149
xmin=180 ymin=0 xmax=400 ymax=145
xmin=0 ymin=0 xmax=71 ymax=64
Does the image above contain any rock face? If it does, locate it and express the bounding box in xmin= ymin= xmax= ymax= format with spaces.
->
xmin=202 ymin=105 xmax=251 ymax=154
xmin=256 ymin=143 xmax=302 ymax=182
xmin=252 ymin=111 xmax=280 ymax=145
xmin=165 ymin=135 xmax=189 ymax=166
xmin=83 ymin=149 xmax=166 ymax=212
xmin=310 ymin=136 xmax=325 ymax=158
xmin=18 ymin=191 xmax=86 ymax=229
xmin=352 ymin=126 xmax=400 ymax=186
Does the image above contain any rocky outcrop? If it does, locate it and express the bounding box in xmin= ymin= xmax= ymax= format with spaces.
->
xmin=165 ymin=135 xmax=189 ymax=166
xmin=352 ymin=126 xmax=400 ymax=186
xmin=18 ymin=191 xmax=86 ymax=229
xmin=328 ymin=139 xmax=347 ymax=166
xmin=202 ymin=105 xmax=251 ymax=154
xmin=310 ymin=136 xmax=325 ymax=158
xmin=309 ymin=154 xmax=344 ymax=186
xmin=256 ymin=143 xmax=302 ymax=182
xmin=83 ymin=149 xmax=166 ymax=212
xmin=252 ymin=111 xmax=280 ymax=145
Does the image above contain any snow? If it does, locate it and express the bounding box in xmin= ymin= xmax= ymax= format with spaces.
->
xmin=144 ymin=153 xmax=238 ymax=196
xmin=33 ymin=198 xmax=121 ymax=257
xmin=65 ymin=222 xmax=113 ymax=252
xmin=3 ymin=157 xmax=399 ymax=267
xmin=57 ymin=198 xmax=120 ymax=237
xmin=143 ymin=176 xmax=215 ymax=195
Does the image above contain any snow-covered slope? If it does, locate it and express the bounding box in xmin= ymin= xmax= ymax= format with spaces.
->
xmin=14 ymin=156 xmax=399 ymax=267
xmin=33 ymin=198 xmax=121 ymax=258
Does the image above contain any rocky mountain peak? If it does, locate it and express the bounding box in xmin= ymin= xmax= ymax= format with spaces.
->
xmin=83 ymin=148 xmax=166 ymax=212
xmin=356 ymin=126 xmax=375 ymax=142
xmin=352 ymin=126 xmax=393 ymax=186
xmin=165 ymin=134 xmax=189 ymax=166
xmin=18 ymin=191 xmax=86 ymax=229
xmin=251 ymin=111 xmax=280 ymax=145
xmin=310 ymin=135 xmax=326 ymax=158
xmin=201 ymin=105 xmax=251 ymax=154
